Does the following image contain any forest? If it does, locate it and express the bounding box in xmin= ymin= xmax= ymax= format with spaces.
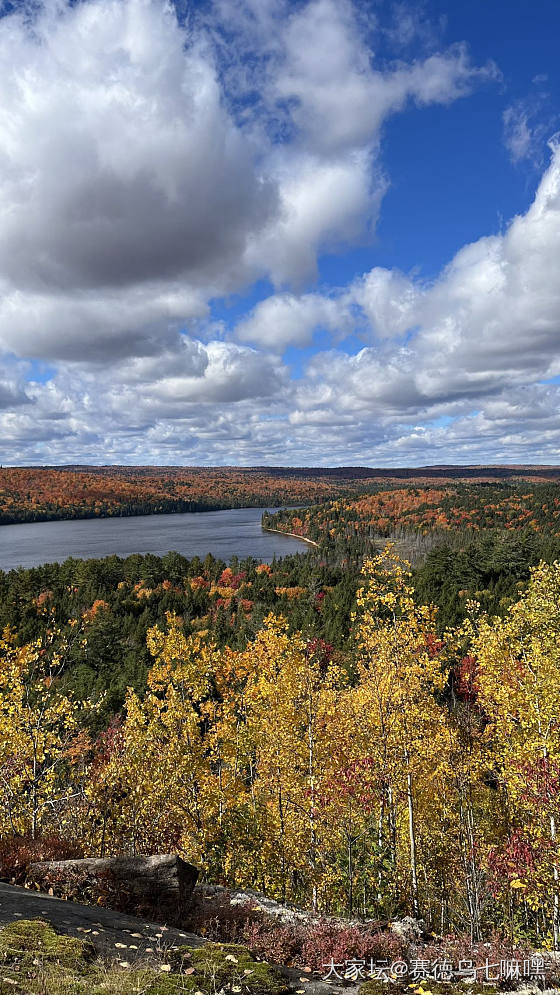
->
xmin=3 ymin=465 xmax=560 ymax=525
xmin=0 ymin=466 xmax=372 ymax=524
xmin=3 ymin=547 xmax=560 ymax=951
xmin=4 ymin=480 xmax=560 ymax=956
xmin=264 ymin=482 xmax=560 ymax=547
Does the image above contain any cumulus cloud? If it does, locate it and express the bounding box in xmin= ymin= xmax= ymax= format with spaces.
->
xmin=252 ymin=141 xmax=560 ymax=465
xmin=0 ymin=0 xmax=274 ymax=359
xmin=0 ymin=0 xmax=496 ymax=366
xmin=285 ymin=141 xmax=560 ymax=421
xmin=0 ymin=0 xmax=521 ymax=466
xmin=236 ymin=291 xmax=354 ymax=350
xmin=0 ymin=379 xmax=29 ymax=409
xmin=352 ymin=268 xmax=420 ymax=338
xmin=134 ymin=341 xmax=288 ymax=406
xmin=0 ymin=283 xmax=209 ymax=362
xmin=0 ymin=0 xmax=272 ymax=290
xmin=243 ymin=0 xmax=497 ymax=284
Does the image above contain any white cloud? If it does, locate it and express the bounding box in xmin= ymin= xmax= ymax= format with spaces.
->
xmin=0 ymin=0 xmax=520 ymax=466
xmin=502 ymin=78 xmax=559 ymax=166
xmin=289 ymin=141 xmax=560 ymax=420
xmin=236 ymin=291 xmax=353 ymax=350
xmin=0 ymin=0 xmax=274 ymax=359
xmin=243 ymin=0 xmax=497 ymax=284
xmin=272 ymin=1 xmax=497 ymax=155
xmin=503 ymin=104 xmax=533 ymax=163
xmin=0 ymin=0 xmax=496 ymax=365
xmin=353 ymin=267 xmax=420 ymax=338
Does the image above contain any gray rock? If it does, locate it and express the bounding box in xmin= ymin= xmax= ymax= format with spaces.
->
xmin=28 ymin=854 xmax=198 ymax=917
xmin=389 ymin=916 xmax=427 ymax=942
xmin=0 ymin=881 xmax=204 ymax=962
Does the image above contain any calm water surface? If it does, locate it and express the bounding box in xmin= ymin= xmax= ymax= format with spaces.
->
xmin=0 ymin=508 xmax=309 ymax=571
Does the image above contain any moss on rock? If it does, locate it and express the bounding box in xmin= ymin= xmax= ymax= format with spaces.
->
xmin=172 ymin=941 xmax=289 ymax=995
xmin=0 ymin=917 xmax=95 ymax=969
xmin=0 ymin=921 xmax=288 ymax=995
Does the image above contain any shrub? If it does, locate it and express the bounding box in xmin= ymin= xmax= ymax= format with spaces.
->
xmin=242 ymin=921 xmax=302 ymax=967
xmin=186 ymin=889 xmax=257 ymax=942
xmin=299 ymin=922 xmax=406 ymax=972
xmin=0 ymin=833 xmax=84 ymax=885
xmin=239 ymin=917 xmax=406 ymax=972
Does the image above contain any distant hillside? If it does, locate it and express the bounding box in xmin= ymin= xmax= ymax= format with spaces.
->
xmin=2 ymin=463 xmax=560 ymax=525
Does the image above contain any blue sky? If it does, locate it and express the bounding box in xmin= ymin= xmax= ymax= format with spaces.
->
xmin=0 ymin=0 xmax=559 ymax=465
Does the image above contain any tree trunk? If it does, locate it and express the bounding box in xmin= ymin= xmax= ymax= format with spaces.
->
xmin=405 ymin=749 xmax=420 ymax=917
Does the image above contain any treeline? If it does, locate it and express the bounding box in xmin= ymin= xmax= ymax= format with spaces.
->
xmin=5 ymin=468 xmax=560 ymax=527
xmin=0 ymin=496 xmax=238 ymax=525
xmin=0 ymin=466 xmax=379 ymax=525
xmin=4 ymin=549 xmax=560 ymax=948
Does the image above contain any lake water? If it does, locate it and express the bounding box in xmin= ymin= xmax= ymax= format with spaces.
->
xmin=0 ymin=508 xmax=310 ymax=572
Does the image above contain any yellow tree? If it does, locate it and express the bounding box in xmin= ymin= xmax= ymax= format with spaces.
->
xmin=0 ymin=628 xmax=85 ymax=841
xmin=86 ymin=614 xmax=234 ymax=873
xmin=352 ymin=546 xmax=449 ymax=919
xmin=237 ymin=616 xmax=344 ymax=909
xmin=473 ymin=561 xmax=560 ymax=947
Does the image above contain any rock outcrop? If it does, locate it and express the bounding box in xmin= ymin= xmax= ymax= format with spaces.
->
xmin=28 ymin=854 xmax=198 ymax=919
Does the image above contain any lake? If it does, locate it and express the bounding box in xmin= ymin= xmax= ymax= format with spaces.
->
xmin=0 ymin=507 xmax=310 ymax=571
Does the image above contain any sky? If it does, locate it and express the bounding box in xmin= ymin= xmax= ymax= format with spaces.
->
xmin=0 ymin=0 xmax=560 ymax=467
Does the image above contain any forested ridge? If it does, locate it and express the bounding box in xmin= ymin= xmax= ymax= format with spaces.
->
xmin=4 ymin=465 xmax=560 ymax=525
xmin=0 ymin=466 xmax=373 ymax=525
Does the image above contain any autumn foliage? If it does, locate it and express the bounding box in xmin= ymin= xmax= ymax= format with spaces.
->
xmin=3 ymin=549 xmax=560 ymax=950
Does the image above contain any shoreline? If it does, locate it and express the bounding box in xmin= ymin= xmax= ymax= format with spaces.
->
xmin=262 ymin=525 xmax=319 ymax=548
xmin=0 ymin=503 xmax=311 ymax=530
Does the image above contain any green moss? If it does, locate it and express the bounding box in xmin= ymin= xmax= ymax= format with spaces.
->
xmin=0 ymin=918 xmax=95 ymax=969
xmin=0 ymin=923 xmax=288 ymax=995
xmin=173 ymin=942 xmax=289 ymax=995
xmin=359 ymin=983 xmax=403 ymax=995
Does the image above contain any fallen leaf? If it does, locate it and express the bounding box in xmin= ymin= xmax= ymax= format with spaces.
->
xmin=160 ymin=965 xmax=172 ymax=973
